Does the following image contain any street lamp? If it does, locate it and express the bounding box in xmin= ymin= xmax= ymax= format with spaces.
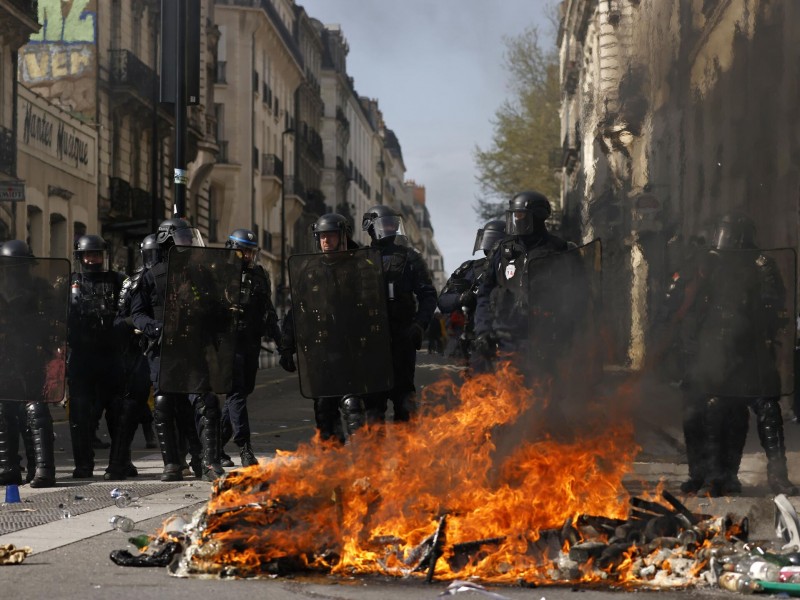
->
xmin=279 ymin=128 xmax=294 ymax=310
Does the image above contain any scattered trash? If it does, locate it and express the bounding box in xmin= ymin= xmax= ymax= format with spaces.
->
xmin=128 ymin=535 xmax=153 ymax=550
xmin=162 ymin=515 xmax=187 ymax=536
xmin=109 ymin=515 xmax=135 ymax=532
xmin=0 ymin=544 xmax=32 ymax=565
xmin=58 ymin=502 xmax=71 ymax=519
xmin=110 ymin=488 xmax=139 ymax=508
xmin=109 ymin=542 xmax=182 ymax=568
xmin=775 ymin=494 xmax=800 ymax=550
xmin=439 ymin=580 xmax=513 ymax=599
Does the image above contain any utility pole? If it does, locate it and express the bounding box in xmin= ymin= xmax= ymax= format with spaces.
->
xmin=160 ymin=0 xmax=200 ymax=220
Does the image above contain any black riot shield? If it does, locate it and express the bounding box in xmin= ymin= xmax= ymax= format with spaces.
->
xmin=159 ymin=246 xmax=242 ymax=394
xmin=288 ymin=247 xmax=393 ymax=399
xmin=525 ymin=240 xmax=603 ymax=379
xmin=689 ymin=247 xmax=796 ymax=398
xmin=0 ymin=257 xmax=69 ymax=402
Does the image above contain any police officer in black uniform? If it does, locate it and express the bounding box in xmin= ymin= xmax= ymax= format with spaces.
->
xmin=472 ymin=191 xmax=571 ymax=373
xmin=0 ymin=240 xmax=62 ymax=487
xmin=130 ymin=218 xmax=222 ymax=481
xmin=671 ymin=214 xmax=797 ymax=496
xmin=219 ymin=228 xmax=280 ymax=467
xmin=438 ymin=220 xmax=506 ymax=358
xmin=106 ymin=234 xmax=159 ymax=480
xmin=68 ymin=234 xmax=126 ymax=478
xmin=279 ymin=213 xmax=367 ymax=442
xmin=361 ymin=205 xmax=437 ymax=423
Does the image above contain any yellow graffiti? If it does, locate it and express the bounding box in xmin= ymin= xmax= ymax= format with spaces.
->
xmin=30 ymin=0 xmax=95 ymax=44
xmin=20 ymin=45 xmax=94 ymax=83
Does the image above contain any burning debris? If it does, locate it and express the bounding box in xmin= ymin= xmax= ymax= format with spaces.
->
xmin=110 ymin=364 xmax=800 ymax=593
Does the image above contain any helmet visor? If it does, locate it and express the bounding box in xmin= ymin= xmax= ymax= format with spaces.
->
xmin=76 ymin=250 xmax=109 ymax=273
xmin=236 ymin=247 xmax=259 ymax=265
xmin=372 ymin=216 xmax=405 ymax=240
xmin=505 ymin=209 xmax=534 ymax=236
xmin=141 ymin=248 xmax=161 ymax=269
xmin=173 ymin=228 xmax=206 ymax=247
xmin=713 ymin=225 xmax=738 ymax=250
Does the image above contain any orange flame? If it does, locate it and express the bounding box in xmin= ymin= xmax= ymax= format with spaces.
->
xmin=193 ymin=362 xmax=645 ymax=581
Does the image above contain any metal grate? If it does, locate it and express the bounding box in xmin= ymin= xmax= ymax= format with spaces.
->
xmin=0 ymin=483 xmax=186 ymax=535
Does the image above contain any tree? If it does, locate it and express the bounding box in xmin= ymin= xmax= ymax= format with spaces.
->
xmin=474 ymin=25 xmax=561 ymax=221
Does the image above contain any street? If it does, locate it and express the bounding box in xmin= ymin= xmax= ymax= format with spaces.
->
xmin=0 ymin=354 xmax=799 ymax=599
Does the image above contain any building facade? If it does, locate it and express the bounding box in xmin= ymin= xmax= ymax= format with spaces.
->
xmin=558 ymin=0 xmax=800 ymax=367
xmin=19 ymin=0 xmax=218 ymax=271
xmin=0 ymin=0 xmax=40 ymax=242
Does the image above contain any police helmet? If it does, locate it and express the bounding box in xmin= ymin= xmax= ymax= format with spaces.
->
xmin=155 ymin=218 xmax=205 ymax=249
xmin=225 ymin=228 xmax=259 ymax=265
xmin=505 ymin=191 xmax=551 ymax=236
xmin=362 ymin=205 xmax=405 ymax=241
xmin=140 ymin=234 xmax=161 ymax=269
xmin=712 ymin=212 xmax=756 ymax=250
xmin=312 ymin=213 xmax=349 ymax=252
xmin=0 ymin=239 xmax=33 ymax=258
xmin=472 ymin=219 xmax=507 ymax=255
xmin=74 ymin=234 xmax=108 ymax=273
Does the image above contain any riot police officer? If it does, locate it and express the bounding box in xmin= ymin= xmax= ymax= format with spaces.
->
xmin=68 ymin=234 xmax=126 ymax=478
xmin=438 ymin=220 xmax=506 ymax=358
xmin=106 ymin=234 xmax=158 ymax=480
xmin=130 ymin=218 xmax=223 ymax=481
xmin=0 ymin=240 xmax=64 ymax=487
xmin=280 ymin=213 xmax=369 ymax=442
xmin=673 ymin=213 xmax=797 ymax=496
xmin=361 ymin=205 xmax=437 ymax=423
xmin=220 ymin=228 xmax=280 ymax=467
xmin=473 ymin=191 xmax=571 ymax=371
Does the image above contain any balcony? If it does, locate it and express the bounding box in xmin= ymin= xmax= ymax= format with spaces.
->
xmin=283 ymin=176 xmax=305 ymax=200
xmin=261 ymin=154 xmax=283 ymax=178
xmin=561 ymin=135 xmax=579 ymax=174
xmin=335 ymin=107 xmax=349 ymax=131
xmin=130 ymin=187 xmax=153 ymax=220
xmin=109 ymin=49 xmax=158 ymax=107
xmin=0 ymin=125 xmax=15 ymax=176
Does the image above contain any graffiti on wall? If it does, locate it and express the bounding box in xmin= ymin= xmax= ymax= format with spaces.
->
xmin=29 ymin=0 xmax=96 ymax=44
xmin=19 ymin=0 xmax=98 ymax=118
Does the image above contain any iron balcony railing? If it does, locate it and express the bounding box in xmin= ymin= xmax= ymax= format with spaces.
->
xmin=0 ymin=125 xmax=15 ymax=176
xmin=109 ymin=49 xmax=158 ymax=103
xmin=261 ymin=154 xmax=283 ymax=178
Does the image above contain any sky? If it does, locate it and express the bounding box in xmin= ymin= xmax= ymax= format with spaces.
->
xmin=298 ymin=0 xmax=555 ymax=275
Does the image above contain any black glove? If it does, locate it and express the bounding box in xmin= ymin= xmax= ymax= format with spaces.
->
xmin=472 ymin=332 xmax=497 ymax=359
xmin=408 ymin=322 xmax=425 ymax=350
xmin=279 ymin=350 xmax=296 ymax=372
xmin=458 ymin=290 xmax=477 ymax=311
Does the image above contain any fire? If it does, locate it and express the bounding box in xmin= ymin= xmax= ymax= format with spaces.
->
xmin=178 ymin=361 xmax=655 ymax=582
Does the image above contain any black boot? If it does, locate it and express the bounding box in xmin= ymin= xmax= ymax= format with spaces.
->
xmin=105 ymin=396 xmax=138 ymax=481
xmin=27 ymin=402 xmax=56 ymax=488
xmin=196 ymin=394 xmax=224 ymax=481
xmin=340 ymin=394 xmax=366 ymax=442
xmin=176 ymin=396 xmax=203 ymax=478
xmin=755 ymin=397 xmax=799 ymax=495
xmin=239 ymin=442 xmax=257 ymax=467
xmin=680 ymin=394 xmax=708 ymax=494
xmin=69 ymin=397 xmax=95 ymax=478
xmin=22 ymin=422 xmax=36 ymax=484
xmin=0 ymin=401 xmax=22 ymax=486
xmin=154 ymin=395 xmax=182 ymax=481
xmin=720 ymin=400 xmax=749 ymax=495
xmin=314 ymin=397 xmax=343 ymax=443
xmin=705 ymin=397 xmax=728 ymax=497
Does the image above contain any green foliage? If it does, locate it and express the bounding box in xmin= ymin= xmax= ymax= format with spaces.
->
xmin=474 ymin=25 xmax=561 ymax=221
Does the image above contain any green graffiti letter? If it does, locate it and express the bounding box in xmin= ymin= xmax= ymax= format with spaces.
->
xmin=30 ymin=0 xmax=64 ymax=42
xmin=63 ymin=0 xmax=95 ymax=43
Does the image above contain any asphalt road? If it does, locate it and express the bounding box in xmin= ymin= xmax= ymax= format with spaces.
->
xmin=1 ymin=353 xmax=799 ymax=599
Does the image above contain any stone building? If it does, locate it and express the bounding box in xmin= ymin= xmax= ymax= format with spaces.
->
xmin=18 ymin=0 xmax=219 ymax=271
xmin=211 ymin=0 xmax=305 ymax=304
xmin=558 ymin=0 xmax=800 ymax=367
xmin=0 ymin=0 xmax=39 ymax=242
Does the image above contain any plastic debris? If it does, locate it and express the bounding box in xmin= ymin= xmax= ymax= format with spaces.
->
xmin=109 ymin=542 xmax=182 ymax=568
xmin=438 ymin=580 xmax=514 ymax=599
xmin=0 ymin=544 xmax=32 ymax=565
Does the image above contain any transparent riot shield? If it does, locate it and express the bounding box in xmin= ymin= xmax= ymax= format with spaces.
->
xmin=0 ymin=257 xmax=69 ymax=402
xmin=525 ymin=239 xmax=603 ymax=381
xmin=288 ymin=247 xmax=394 ymax=399
xmin=689 ymin=247 xmax=796 ymax=398
xmin=159 ymin=246 xmax=242 ymax=394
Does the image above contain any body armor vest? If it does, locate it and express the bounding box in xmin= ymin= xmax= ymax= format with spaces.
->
xmin=69 ymin=271 xmax=122 ymax=349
